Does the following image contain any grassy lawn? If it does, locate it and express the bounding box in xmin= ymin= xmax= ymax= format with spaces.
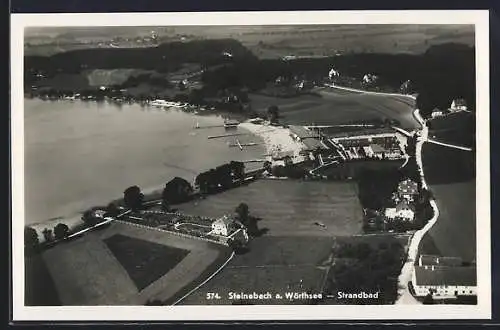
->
xmin=428 ymin=111 xmax=475 ymax=148
xmin=181 ymin=235 xmax=334 ymax=305
xmin=419 ymin=141 xmax=476 ymax=262
xmin=249 ymin=88 xmax=418 ymax=129
xmin=422 ymin=143 xmax=475 ymax=185
xmin=176 ymin=179 xmax=364 ymax=237
xmin=104 ymin=234 xmax=190 ymax=291
xmin=33 ymin=222 xmax=227 ymax=305
xmin=418 ymin=181 xmax=476 ymax=262
xmin=25 ymin=254 xmax=61 ymax=306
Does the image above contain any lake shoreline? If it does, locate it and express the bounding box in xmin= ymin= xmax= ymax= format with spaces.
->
xmin=24 ymin=98 xmax=266 ymax=228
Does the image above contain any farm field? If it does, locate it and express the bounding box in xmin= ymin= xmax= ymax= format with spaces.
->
xmin=181 ymin=235 xmax=334 ymax=305
xmin=417 ymin=180 xmax=476 ymax=262
xmin=25 ymin=25 xmax=474 ymax=57
xmin=428 ymin=111 xmax=475 ymax=148
xmin=104 ymin=234 xmax=190 ymax=291
xmin=33 ymin=221 xmax=230 ymax=305
xmin=180 ymin=233 xmax=411 ymax=305
xmin=176 ymin=179 xmax=364 ymax=237
xmin=249 ymin=87 xmax=418 ymax=129
xmin=419 ymin=142 xmax=476 ymax=262
xmin=25 ymin=253 xmax=61 ymax=306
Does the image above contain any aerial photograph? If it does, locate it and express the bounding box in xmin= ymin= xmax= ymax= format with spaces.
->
xmin=23 ymin=24 xmax=477 ymax=307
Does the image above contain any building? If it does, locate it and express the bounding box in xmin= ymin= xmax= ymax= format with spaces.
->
xmin=450 ymin=98 xmax=468 ymax=112
xmin=431 ymin=108 xmax=444 ymax=118
xmin=289 ymin=125 xmax=319 ymax=140
xmin=384 ymin=201 xmax=415 ymax=222
xmin=368 ymin=144 xmax=386 ymax=159
xmin=211 ymin=215 xmax=234 ymax=236
xmin=412 ymin=255 xmax=477 ymax=299
xmin=397 ymin=179 xmax=419 ymax=201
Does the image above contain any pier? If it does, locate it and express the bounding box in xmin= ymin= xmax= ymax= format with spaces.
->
xmin=208 ymin=132 xmax=249 ymax=139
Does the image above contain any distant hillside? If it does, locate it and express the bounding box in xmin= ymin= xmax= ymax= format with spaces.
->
xmin=25 ymin=25 xmax=475 ymax=58
xmin=25 ymin=39 xmax=257 ymax=78
xmin=25 ymin=39 xmax=475 ymax=115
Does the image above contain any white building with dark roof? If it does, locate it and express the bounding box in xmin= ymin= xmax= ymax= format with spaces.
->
xmin=412 ymin=254 xmax=476 ymax=299
xmin=412 ymin=265 xmax=477 ymax=298
xmin=450 ymin=98 xmax=468 ymax=112
xmin=211 ymin=215 xmax=234 ymax=236
xmin=385 ymin=201 xmax=415 ymax=222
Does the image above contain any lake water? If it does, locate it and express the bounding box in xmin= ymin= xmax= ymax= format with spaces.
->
xmin=24 ymin=99 xmax=265 ymax=225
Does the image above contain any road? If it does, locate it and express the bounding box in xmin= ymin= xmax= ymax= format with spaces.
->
xmin=395 ymin=109 xmax=450 ymax=305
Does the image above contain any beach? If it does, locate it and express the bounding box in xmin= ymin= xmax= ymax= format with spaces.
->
xmin=239 ymin=122 xmax=307 ymax=164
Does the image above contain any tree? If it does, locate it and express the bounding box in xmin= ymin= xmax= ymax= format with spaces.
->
xmin=54 ymin=223 xmax=70 ymax=240
xmin=123 ymin=185 xmax=144 ymax=211
xmin=42 ymin=228 xmax=54 ymax=243
xmin=283 ymin=155 xmax=293 ymax=167
xmin=423 ymin=292 xmax=434 ymax=304
xmin=263 ymin=161 xmax=272 ymax=174
xmin=235 ymin=203 xmax=250 ymax=226
xmin=105 ymin=203 xmax=120 ymax=217
xmin=161 ymin=196 xmax=170 ymax=212
xmin=24 ymin=226 xmax=39 ymax=250
xmin=267 ymin=105 xmax=279 ymax=123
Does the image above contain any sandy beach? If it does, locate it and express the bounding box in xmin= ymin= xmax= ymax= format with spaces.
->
xmin=239 ymin=122 xmax=307 ymax=164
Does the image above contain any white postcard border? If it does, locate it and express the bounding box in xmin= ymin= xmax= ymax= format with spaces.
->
xmin=11 ymin=10 xmax=491 ymax=321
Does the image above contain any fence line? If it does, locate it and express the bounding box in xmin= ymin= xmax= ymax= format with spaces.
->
xmin=114 ymin=219 xmax=229 ymax=246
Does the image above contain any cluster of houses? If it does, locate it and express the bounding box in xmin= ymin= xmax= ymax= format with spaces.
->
xmin=431 ymin=98 xmax=468 ymax=118
xmin=412 ymin=254 xmax=477 ymax=300
xmin=332 ymin=134 xmax=404 ymax=161
xmin=384 ymin=178 xmax=419 ymax=224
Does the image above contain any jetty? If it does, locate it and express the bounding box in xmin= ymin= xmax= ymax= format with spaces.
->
xmin=208 ymin=132 xmax=249 ymax=139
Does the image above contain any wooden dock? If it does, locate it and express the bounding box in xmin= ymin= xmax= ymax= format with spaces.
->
xmin=208 ymin=132 xmax=249 ymax=139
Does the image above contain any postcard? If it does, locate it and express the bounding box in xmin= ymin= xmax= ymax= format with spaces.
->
xmin=11 ymin=10 xmax=491 ymax=321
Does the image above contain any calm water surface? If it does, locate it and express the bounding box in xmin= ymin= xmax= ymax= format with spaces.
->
xmin=24 ymin=99 xmax=265 ymax=225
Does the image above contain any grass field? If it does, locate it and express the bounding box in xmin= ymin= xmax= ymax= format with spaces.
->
xmin=428 ymin=111 xmax=475 ymax=148
xmin=176 ymin=179 xmax=364 ymax=237
xmin=180 ymin=233 xmax=410 ymax=305
xmin=417 ymin=180 xmax=476 ymax=262
xmin=422 ymin=143 xmax=475 ymax=185
xmin=181 ymin=235 xmax=334 ymax=305
xmin=25 ymin=254 xmax=61 ymax=306
xmin=249 ymin=87 xmax=418 ymax=129
xmin=35 ymin=221 xmax=228 ymax=305
xmin=104 ymin=234 xmax=190 ymax=291
xmin=419 ymin=141 xmax=476 ymax=262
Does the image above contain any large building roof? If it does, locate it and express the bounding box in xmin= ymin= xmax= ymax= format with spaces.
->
xmin=289 ymin=125 xmax=319 ymax=139
xmin=414 ymin=265 xmax=476 ymax=287
xmin=369 ymin=143 xmax=386 ymax=154
xmin=302 ymin=138 xmax=328 ymax=151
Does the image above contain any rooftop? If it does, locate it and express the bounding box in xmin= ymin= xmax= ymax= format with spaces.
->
xmin=369 ymin=143 xmax=386 ymax=154
xmin=302 ymin=138 xmax=328 ymax=151
xmin=414 ymin=265 xmax=476 ymax=287
xmin=289 ymin=125 xmax=319 ymax=139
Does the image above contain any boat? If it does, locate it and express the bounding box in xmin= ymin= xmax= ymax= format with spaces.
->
xmin=149 ymin=99 xmax=187 ymax=108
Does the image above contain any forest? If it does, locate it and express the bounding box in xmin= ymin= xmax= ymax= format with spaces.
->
xmin=25 ymin=39 xmax=475 ymax=116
